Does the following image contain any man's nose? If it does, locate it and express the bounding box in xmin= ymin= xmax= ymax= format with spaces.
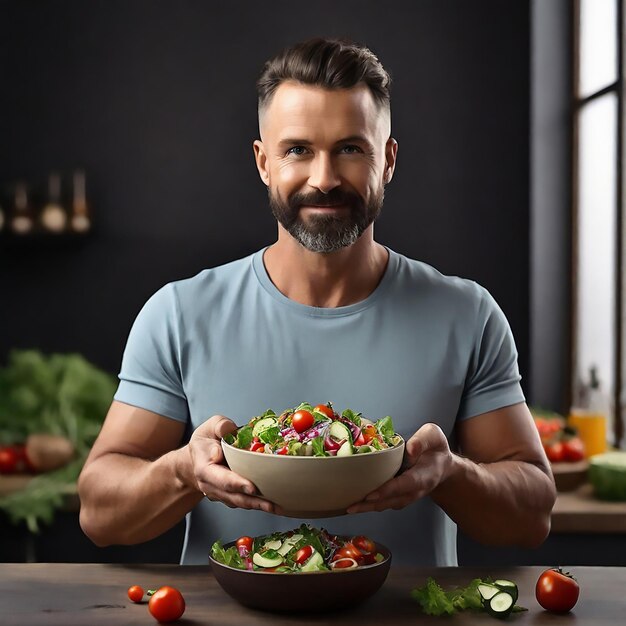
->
xmin=307 ymin=152 xmax=341 ymax=193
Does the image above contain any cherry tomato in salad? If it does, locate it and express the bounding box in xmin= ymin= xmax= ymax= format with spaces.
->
xmin=0 ymin=447 xmax=19 ymax=474
xmin=314 ymin=404 xmax=335 ymax=419
xmin=292 ymin=410 xmax=314 ymax=433
xmin=148 ymin=586 xmax=185 ymax=623
xmin=352 ymin=535 xmax=376 ymax=555
xmin=294 ymin=545 xmax=314 ymax=564
xmin=535 ymin=567 xmax=580 ymax=613
xmin=333 ymin=543 xmax=363 ymax=564
xmin=353 ymin=432 xmax=366 ymax=446
xmin=235 ymin=536 xmax=254 ymax=552
xmin=276 ymin=445 xmax=288 ymax=455
xmin=250 ymin=441 xmax=265 ymax=453
xmin=127 ymin=585 xmax=144 ymax=603
xmin=362 ymin=424 xmax=378 ymax=444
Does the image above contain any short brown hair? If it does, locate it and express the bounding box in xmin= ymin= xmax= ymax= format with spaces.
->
xmin=257 ymin=37 xmax=392 ymax=117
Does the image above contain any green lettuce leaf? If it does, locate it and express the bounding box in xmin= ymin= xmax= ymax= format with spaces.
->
xmin=411 ymin=577 xmax=456 ymax=616
xmin=311 ymin=436 xmax=327 ymax=457
xmin=341 ymin=408 xmax=362 ymax=427
xmin=211 ymin=540 xmax=245 ymax=569
xmin=235 ymin=425 xmax=253 ymax=449
xmin=375 ymin=416 xmax=396 ymax=445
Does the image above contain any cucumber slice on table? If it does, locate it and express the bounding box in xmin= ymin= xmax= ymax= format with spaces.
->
xmin=485 ymin=591 xmax=514 ymax=619
xmin=494 ymin=579 xmax=518 ymax=604
xmin=478 ymin=583 xmax=501 ymax=601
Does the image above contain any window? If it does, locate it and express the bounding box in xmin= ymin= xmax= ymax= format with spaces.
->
xmin=573 ymin=0 xmax=623 ymax=447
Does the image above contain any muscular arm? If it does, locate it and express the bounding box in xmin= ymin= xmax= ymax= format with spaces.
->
xmin=78 ymin=401 xmax=273 ymax=547
xmin=432 ymin=403 xmax=556 ymax=547
xmin=348 ymin=402 xmax=557 ymax=548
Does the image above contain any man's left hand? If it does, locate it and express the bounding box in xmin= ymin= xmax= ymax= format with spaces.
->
xmin=346 ymin=423 xmax=454 ymax=514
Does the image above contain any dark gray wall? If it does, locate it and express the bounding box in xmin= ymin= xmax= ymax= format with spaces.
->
xmin=530 ymin=0 xmax=572 ymax=414
xmin=0 ymin=0 xmax=531 ymax=391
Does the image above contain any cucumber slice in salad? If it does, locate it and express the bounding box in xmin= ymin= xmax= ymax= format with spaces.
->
xmin=484 ymin=591 xmax=514 ymax=619
xmin=337 ymin=440 xmax=354 ymax=457
xmin=300 ymin=551 xmax=324 ymax=572
xmin=252 ymin=417 xmax=278 ymax=438
xmin=328 ymin=421 xmax=352 ymax=443
xmin=252 ymin=551 xmax=283 ymax=568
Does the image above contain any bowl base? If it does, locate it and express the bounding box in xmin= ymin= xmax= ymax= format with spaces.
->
xmin=280 ymin=508 xmax=346 ymax=518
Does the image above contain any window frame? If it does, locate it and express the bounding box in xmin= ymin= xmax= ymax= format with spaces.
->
xmin=572 ymin=0 xmax=624 ymax=447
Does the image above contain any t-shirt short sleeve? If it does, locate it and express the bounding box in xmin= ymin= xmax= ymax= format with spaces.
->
xmin=114 ymin=284 xmax=189 ymax=423
xmin=456 ymin=285 xmax=526 ymax=421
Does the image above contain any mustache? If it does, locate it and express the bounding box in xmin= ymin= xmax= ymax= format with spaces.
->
xmin=288 ymin=189 xmax=362 ymax=208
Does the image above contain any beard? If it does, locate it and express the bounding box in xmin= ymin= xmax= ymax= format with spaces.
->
xmin=268 ymin=185 xmax=385 ymax=253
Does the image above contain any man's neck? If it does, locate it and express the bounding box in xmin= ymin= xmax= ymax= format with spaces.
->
xmin=262 ymin=227 xmax=389 ymax=308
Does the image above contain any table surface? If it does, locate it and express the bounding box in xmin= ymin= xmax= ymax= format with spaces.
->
xmin=1 ymin=563 xmax=622 ymax=625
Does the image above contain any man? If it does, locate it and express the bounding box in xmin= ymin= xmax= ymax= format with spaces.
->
xmin=78 ymin=37 xmax=556 ymax=565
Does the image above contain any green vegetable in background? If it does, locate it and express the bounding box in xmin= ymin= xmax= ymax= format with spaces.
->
xmin=0 ymin=350 xmax=117 ymax=532
xmin=411 ymin=576 xmax=527 ymax=618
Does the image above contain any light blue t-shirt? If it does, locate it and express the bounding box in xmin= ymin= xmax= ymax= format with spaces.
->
xmin=114 ymin=247 xmax=525 ymax=565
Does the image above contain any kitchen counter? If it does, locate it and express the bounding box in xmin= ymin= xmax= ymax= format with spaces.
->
xmin=552 ymin=483 xmax=626 ymax=533
xmin=1 ymin=563 xmax=623 ymax=625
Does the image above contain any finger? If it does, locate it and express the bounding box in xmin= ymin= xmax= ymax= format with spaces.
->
xmin=198 ymin=462 xmax=258 ymax=496
xmin=198 ymin=414 xmax=238 ymax=440
xmin=359 ymin=469 xmax=419 ymax=503
xmin=347 ymin=492 xmax=419 ymax=514
xmin=209 ymin=414 xmax=239 ymax=439
xmin=404 ymin=423 xmax=444 ymax=465
xmin=202 ymin=490 xmax=275 ymax=513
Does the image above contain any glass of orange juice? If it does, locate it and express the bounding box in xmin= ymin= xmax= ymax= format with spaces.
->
xmin=568 ymin=409 xmax=607 ymax=457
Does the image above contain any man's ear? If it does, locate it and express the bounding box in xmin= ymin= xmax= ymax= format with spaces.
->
xmin=253 ymin=140 xmax=270 ymax=186
xmin=384 ymin=137 xmax=398 ymax=183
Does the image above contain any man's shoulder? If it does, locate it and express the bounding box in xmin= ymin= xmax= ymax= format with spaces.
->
xmin=168 ymin=250 xmax=258 ymax=296
xmin=391 ymin=249 xmax=488 ymax=305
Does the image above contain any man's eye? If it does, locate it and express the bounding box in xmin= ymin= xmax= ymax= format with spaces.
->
xmin=286 ymin=146 xmax=307 ymax=156
xmin=341 ymin=145 xmax=362 ymax=154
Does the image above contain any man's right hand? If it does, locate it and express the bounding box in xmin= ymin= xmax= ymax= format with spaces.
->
xmin=188 ymin=415 xmax=275 ymax=513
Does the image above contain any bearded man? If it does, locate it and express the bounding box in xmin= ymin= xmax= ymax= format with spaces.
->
xmin=78 ymin=37 xmax=556 ymax=565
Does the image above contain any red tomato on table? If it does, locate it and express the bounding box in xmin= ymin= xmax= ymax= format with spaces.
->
xmin=562 ymin=437 xmax=585 ymax=462
xmin=148 ymin=586 xmax=185 ymax=622
xmin=127 ymin=585 xmax=144 ymax=603
xmin=544 ymin=441 xmax=565 ymax=463
xmin=0 ymin=447 xmax=19 ymax=473
xmin=535 ymin=567 xmax=580 ymax=613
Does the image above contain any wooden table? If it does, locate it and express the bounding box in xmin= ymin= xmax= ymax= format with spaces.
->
xmin=1 ymin=563 xmax=623 ymax=625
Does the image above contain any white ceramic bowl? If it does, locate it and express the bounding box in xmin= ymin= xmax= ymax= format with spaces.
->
xmin=221 ymin=438 xmax=405 ymax=517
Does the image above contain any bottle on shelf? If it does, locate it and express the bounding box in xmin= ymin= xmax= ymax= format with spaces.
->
xmin=10 ymin=182 xmax=35 ymax=235
xmin=40 ymin=172 xmax=68 ymax=233
xmin=569 ymin=365 xmax=610 ymax=457
xmin=70 ymin=170 xmax=91 ymax=233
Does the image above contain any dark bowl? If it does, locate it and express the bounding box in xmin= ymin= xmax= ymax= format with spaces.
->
xmin=209 ymin=538 xmax=392 ymax=613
